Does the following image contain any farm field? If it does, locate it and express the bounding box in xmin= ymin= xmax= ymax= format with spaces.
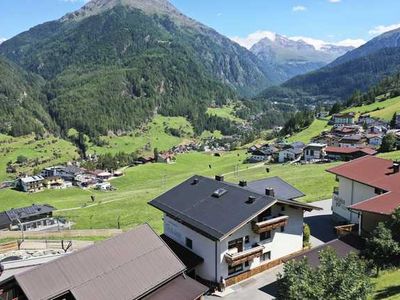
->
xmin=286 ymin=119 xmax=331 ymax=144
xmin=0 ymin=134 xmax=78 ymax=182
xmin=343 ymin=96 xmax=400 ymax=121
xmin=370 ymin=269 xmax=400 ymax=300
xmin=89 ymin=116 xmax=194 ymax=155
xmin=0 ymin=150 xmax=338 ymax=232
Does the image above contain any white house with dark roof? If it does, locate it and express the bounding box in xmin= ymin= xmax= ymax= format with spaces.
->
xmin=149 ymin=175 xmax=320 ymax=285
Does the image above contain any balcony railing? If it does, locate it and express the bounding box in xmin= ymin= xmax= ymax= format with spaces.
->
xmin=252 ymin=215 xmax=289 ymax=234
xmin=224 ymin=245 xmax=264 ymax=266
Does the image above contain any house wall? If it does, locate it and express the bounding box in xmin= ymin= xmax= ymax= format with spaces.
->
xmin=304 ymin=148 xmax=324 ymax=161
xmin=164 ymin=215 xmax=217 ymax=281
xmin=333 ymin=176 xmax=377 ymax=223
xmin=163 ymin=204 xmax=304 ymax=283
xmin=361 ymin=212 xmax=390 ymax=234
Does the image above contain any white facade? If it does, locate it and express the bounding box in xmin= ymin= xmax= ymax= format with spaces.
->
xmin=278 ymin=150 xmax=296 ymax=163
xmin=332 ymin=175 xmax=378 ymax=223
xmin=303 ymin=144 xmax=326 ymax=162
xmin=163 ymin=203 xmax=304 ymax=282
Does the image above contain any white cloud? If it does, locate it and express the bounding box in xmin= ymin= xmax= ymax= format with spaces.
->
xmin=230 ymin=31 xmax=365 ymax=50
xmin=328 ymin=0 xmax=341 ymax=3
xmin=230 ymin=30 xmax=276 ymax=49
xmin=369 ymin=23 xmax=400 ymax=35
xmin=292 ymin=5 xmax=307 ymax=12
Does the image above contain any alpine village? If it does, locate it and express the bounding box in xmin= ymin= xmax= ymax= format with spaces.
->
xmin=0 ymin=0 xmax=400 ymax=299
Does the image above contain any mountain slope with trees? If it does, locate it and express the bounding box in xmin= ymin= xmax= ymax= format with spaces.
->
xmin=258 ymin=28 xmax=400 ymax=105
xmin=0 ymin=0 xmax=273 ymax=137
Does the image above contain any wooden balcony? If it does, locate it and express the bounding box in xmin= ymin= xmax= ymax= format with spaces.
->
xmin=224 ymin=245 xmax=264 ymax=266
xmin=252 ymin=215 xmax=289 ymax=234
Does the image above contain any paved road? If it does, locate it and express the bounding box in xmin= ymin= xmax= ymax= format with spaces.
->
xmin=206 ymin=199 xmax=335 ymax=299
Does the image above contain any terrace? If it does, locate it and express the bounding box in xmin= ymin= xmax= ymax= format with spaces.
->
xmin=252 ymin=215 xmax=289 ymax=234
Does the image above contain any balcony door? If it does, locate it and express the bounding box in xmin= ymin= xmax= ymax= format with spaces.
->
xmin=228 ymin=238 xmax=243 ymax=252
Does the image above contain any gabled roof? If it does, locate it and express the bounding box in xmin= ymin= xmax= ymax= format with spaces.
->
xmin=149 ymin=175 xmax=320 ymax=240
xmin=149 ymin=176 xmax=277 ymax=240
xmin=3 ymin=224 xmax=201 ymax=300
xmin=5 ymin=204 xmax=55 ymax=221
xmin=327 ymin=156 xmax=400 ymax=215
xmin=246 ymin=177 xmax=305 ymax=201
xmin=325 ymin=146 xmax=377 ymax=156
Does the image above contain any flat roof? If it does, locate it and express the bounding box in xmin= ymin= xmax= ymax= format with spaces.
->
xmin=327 ymin=156 xmax=400 ymax=215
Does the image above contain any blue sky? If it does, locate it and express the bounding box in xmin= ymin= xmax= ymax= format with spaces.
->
xmin=1 ymin=0 xmax=400 ymax=49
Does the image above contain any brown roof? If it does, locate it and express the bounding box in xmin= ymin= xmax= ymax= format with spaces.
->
xmin=325 ymin=146 xmax=377 ymax=156
xmin=327 ymin=156 xmax=400 ymax=215
xmin=287 ymin=238 xmax=360 ymax=267
xmin=7 ymin=224 xmax=187 ymax=300
xmin=144 ymin=274 xmax=208 ymax=300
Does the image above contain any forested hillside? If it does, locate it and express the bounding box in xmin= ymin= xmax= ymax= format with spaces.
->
xmin=0 ymin=0 xmax=273 ymax=138
xmin=0 ymin=57 xmax=56 ymax=136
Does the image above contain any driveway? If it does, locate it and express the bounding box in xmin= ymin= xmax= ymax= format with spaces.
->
xmin=304 ymin=199 xmax=336 ymax=246
xmin=205 ymin=265 xmax=283 ymax=300
xmin=205 ymin=199 xmax=336 ymax=299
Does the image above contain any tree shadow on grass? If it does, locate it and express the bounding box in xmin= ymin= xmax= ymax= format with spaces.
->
xmin=374 ymin=285 xmax=400 ymax=299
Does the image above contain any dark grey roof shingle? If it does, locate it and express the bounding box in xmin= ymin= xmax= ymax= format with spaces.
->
xmin=149 ymin=176 xmax=276 ymax=240
xmin=246 ymin=176 xmax=305 ymax=201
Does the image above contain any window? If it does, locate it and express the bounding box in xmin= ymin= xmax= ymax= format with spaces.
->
xmin=228 ymin=264 xmax=243 ymax=275
xmin=281 ymin=205 xmax=286 ymax=212
xmin=374 ymin=188 xmax=385 ymax=195
xmin=228 ymin=238 xmax=243 ymax=251
xmin=258 ymin=208 xmax=272 ymax=222
xmin=281 ymin=226 xmax=285 ymax=232
xmin=261 ymin=251 xmax=271 ymax=262
xmin=244 ymin=236 xmax=250 ymax=244
xmin=244 ymin=261 xmax=249 ymax=267
xmin=185 ymin=238 xmax=192 ymax=249
xmin=260 ymin=231 xmax=271 ymax=241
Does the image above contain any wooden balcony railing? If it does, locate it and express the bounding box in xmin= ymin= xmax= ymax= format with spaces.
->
xmin=252 ymin=216 xmax=289 ymax=234
xmin=224 ymin=245 xmax=264 ymax=266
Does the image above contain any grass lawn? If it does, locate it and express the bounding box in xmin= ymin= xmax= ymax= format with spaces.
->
xmin=370 ymin=269 xmax=400 ymax=300
xmin=378 ymin=150 xmax=400 ymax=161
xmin=0 ymin=134 xmax=78 ymax=181
xmin=207 ymin=105 xmax=244 ymax=124
xmin=89 ymin=116 xmax=194 ymax=155
xmin=0 ymin=149 xmax=338 ymax=232
xmin=343 ymin=96 xmax=400 ymax=121
xmin=287 ymin=119 xmax=331 ymax=144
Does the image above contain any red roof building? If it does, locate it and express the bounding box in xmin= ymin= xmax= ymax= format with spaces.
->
xmin=327 ymin=156 xmax=400 ymax=234
xmin=325 ymin=146 xmax=377 ymax=161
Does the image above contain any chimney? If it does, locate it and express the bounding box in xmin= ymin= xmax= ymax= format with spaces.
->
xmin=394 ymin=163 xmax=400 ymax=174
xmin=215 ymin=175 xmax=224 ymax=182
xmin=192 ymin=178 xmax=199 ymax=185
xmin=246 ymin=196 xmax=256 ymax=204
xmin=239 ymin=180 xmax=247 ymax=187
xmin=265 ymin=188 xmax=275 ymax=197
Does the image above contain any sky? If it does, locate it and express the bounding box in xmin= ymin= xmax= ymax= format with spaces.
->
xmin=1 ymin=0 xmax=400 ymax=49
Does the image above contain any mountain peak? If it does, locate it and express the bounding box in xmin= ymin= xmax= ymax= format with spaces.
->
xmin=62 ymin=0 xmax=185 ymax=22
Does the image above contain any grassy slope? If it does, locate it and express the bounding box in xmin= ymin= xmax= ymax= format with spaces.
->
xmin=343 ymin=96 xmax=400 ymax=121
xmin=206 ymin=105 xmax=244 ymax=123
xmin=370 ymin=269 xmax=400 ymax=300
xmin=287 ymin=119 xmax=331 ymax=144
xmin=89 ymin=116 xmax=194 ymax=155
xmin=0 ymin=149 xmax=338 ymax=232
xmin=0 ymin=134 xmax=78 ymax=181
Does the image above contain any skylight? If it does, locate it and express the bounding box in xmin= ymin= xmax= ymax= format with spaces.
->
xmin=212 ymin=188 xmax=228 ymax=198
